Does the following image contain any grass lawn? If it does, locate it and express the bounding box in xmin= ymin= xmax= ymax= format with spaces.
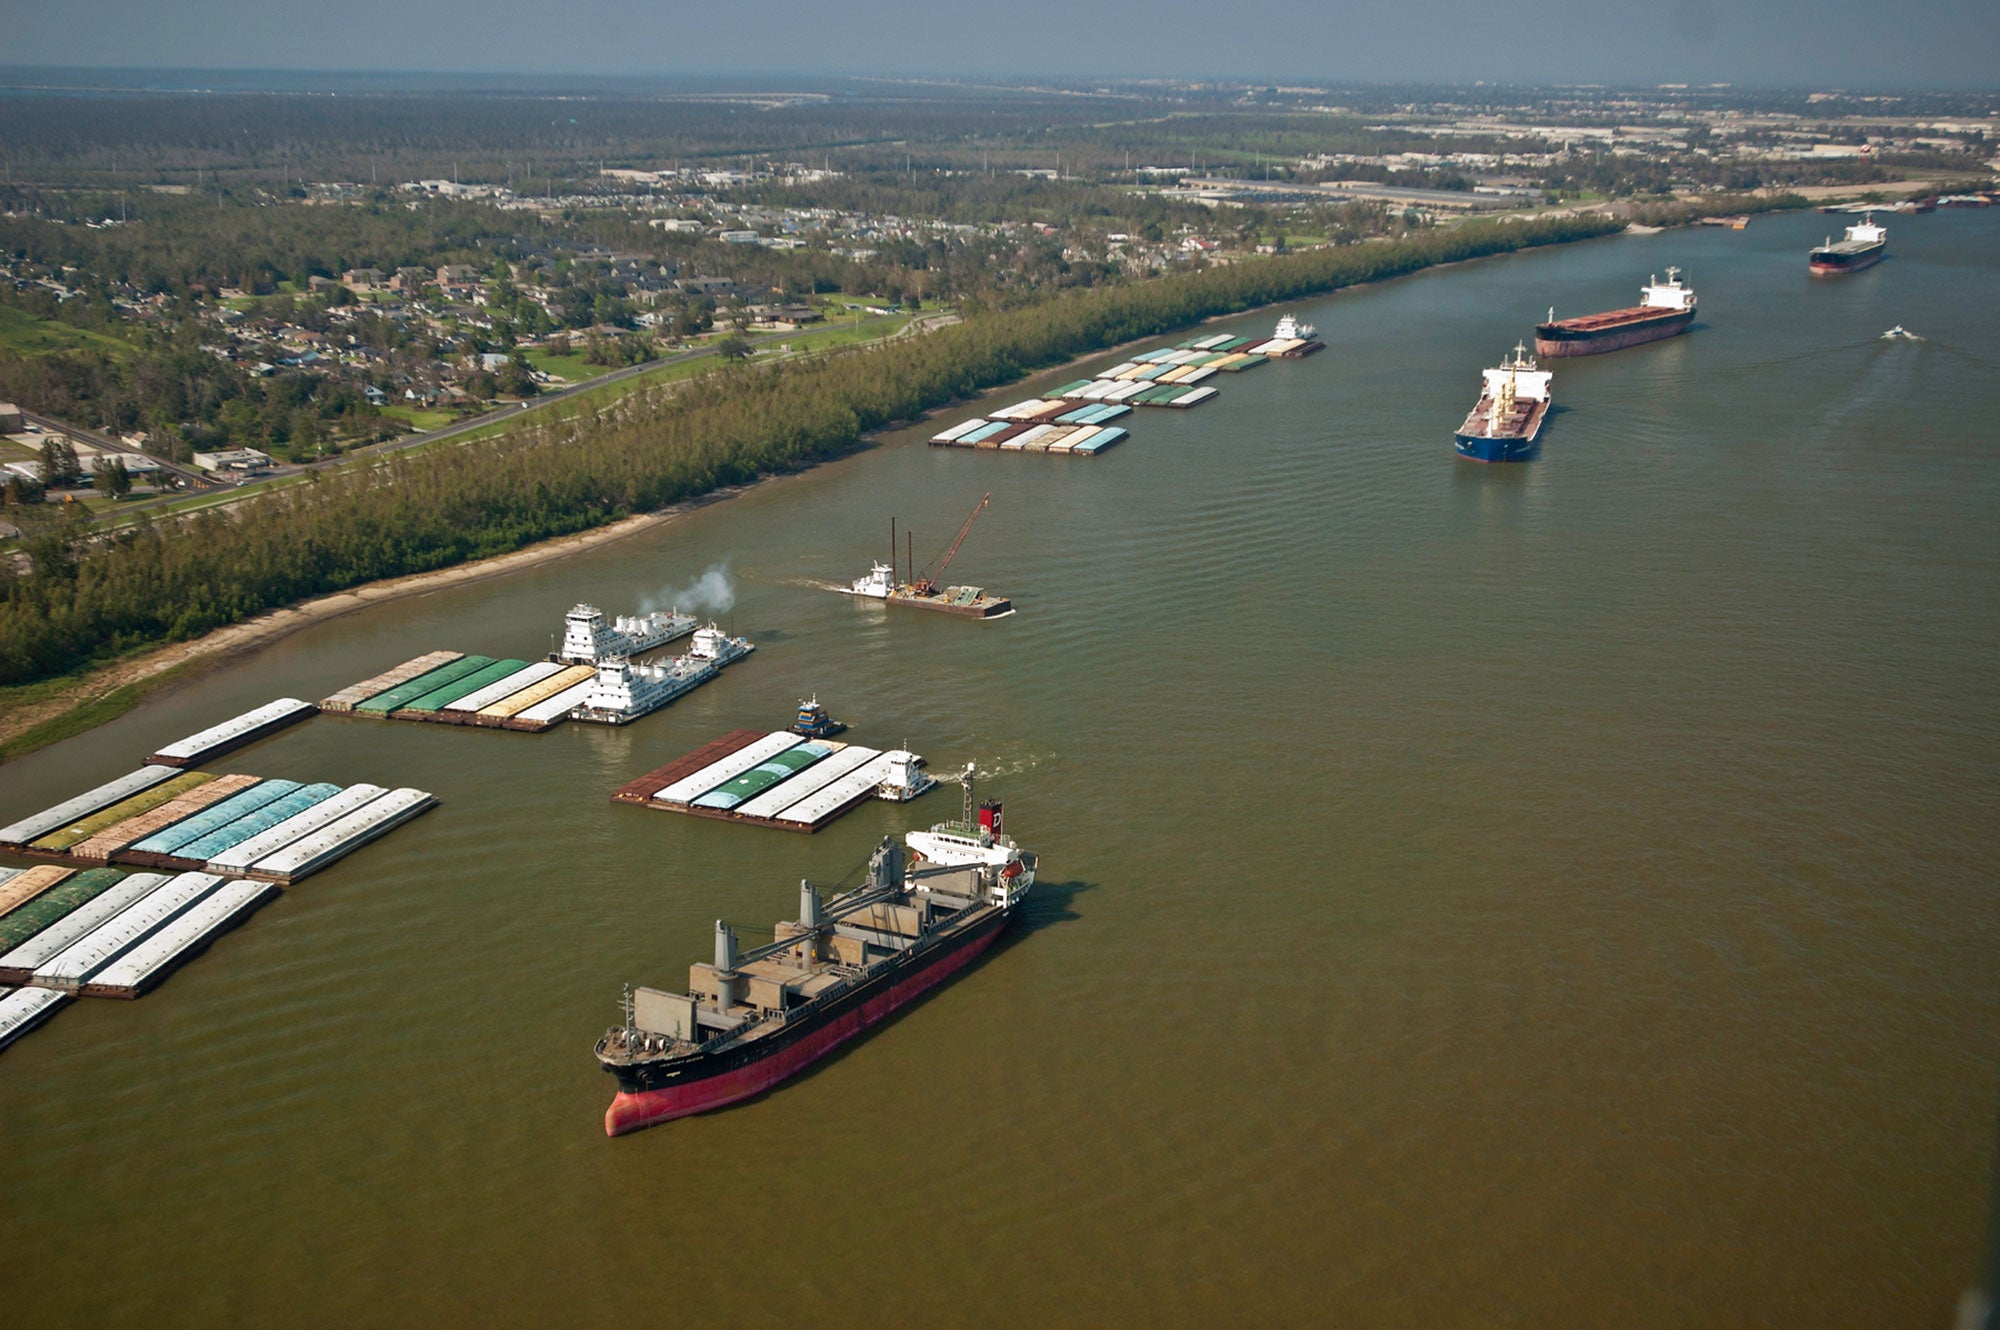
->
xmin=379 ymin=404 xmax=456 ymax=432
xmin=0 ymin=305 xmax=138 ymax=360
xmin=521 ymin=348 xmax=601 ymax=384
xmin=780 ymin=314 xmax=912 ymax=354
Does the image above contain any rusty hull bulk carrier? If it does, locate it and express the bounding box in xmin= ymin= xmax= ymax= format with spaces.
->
xmin=1535 ymin=268 xmax=1697 ymax=357
xmin=595 ymin=776 xmax=1034 ymax=1135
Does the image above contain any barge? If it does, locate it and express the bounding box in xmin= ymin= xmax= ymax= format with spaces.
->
xmin=1535 ymin=269 xmax=1697 ymax=358
xmin=0 ymin=766 xmax=436 ymax=883
xmin=844 ymin=498 xmax=1013 ymax=618
xmin=594 ymin=773 xmax=1034 ymax=1134
xmin=145 ymin=698 xmax=316 ymax=767
xmin=613 ymin=729 xmax=933 ymax=832
xmin=846 ymin=560 xmax=1012 ymax=617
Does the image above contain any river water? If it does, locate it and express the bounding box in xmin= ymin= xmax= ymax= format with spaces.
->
xmin=3 ymin=208 xmax=1996 ymax=1327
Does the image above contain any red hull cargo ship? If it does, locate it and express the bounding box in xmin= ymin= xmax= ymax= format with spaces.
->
xmin=1535 ymin=268 xmax=1697 ymax=358
xmin=595 ymin=774 xmax=1034 ymax=1134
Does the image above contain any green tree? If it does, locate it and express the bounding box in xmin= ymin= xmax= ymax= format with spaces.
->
xmin=92 ymin=455 xmax=132 ymax=498
xmin=38 ymin=437 xmax=81 ymax=488
xmin=714 ymin=333 xmax=753 ymax=362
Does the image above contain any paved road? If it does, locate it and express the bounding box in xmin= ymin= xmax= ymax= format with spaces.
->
xmin=18 ymin=409 xmax=217 ymax=493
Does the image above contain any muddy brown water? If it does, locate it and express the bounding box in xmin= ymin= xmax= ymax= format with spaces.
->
xmin=2 ymin=209 xmax=1995 ymax=1327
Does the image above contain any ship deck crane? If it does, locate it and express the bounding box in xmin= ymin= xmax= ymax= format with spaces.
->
xmin=910 ymin=493 xmax=990 ymax=596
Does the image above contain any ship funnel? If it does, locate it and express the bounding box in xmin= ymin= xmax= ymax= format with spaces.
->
xmin=713 ymin=920 xmax=740 ymax=1013
xmin=979 ymin=800 xmax=1003 ymax=835
xmin=870 ymin=838 xmax=904 ymax=891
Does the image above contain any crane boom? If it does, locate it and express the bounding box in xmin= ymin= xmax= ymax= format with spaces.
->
xmin=911 ymin=493 xmax=990 ymax=595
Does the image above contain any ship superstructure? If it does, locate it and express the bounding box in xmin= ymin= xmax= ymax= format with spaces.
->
xmin=594 ymin=799 xmax=1036 ymax=1135
xmin=1273 ymin=312 xmax=1318 ymax=342
xmin=553 ymin=603 xmax=696 ymax=665
xmin=1454 ymin=343 xmax=1552 ymax=464
xmin=1535 ymin=269 xmax=1697 ymax=357
xmin=905 ymin=765 xmax=1032 ymax=885
xmin=789 ymin=695 xmax=847 ymax=739
xmin=1809 ymin=216 xmax=1887 ymax=274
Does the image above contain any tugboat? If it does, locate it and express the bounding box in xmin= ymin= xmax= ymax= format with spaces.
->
xmin=1273 ymin=312 xmax=1318 ymax=342
xmin=874 ymin=748 xmax=935 ymax=803
xmin=789 ymin=695 xmax=847 ymax=739
xmin=1809 ymin=215 xmax=1887 ymax=275
xmin=593 ymin=772 xmax=1035 ymax=1135
xmin=1453 ymin=343 xmax=1552 ymax=464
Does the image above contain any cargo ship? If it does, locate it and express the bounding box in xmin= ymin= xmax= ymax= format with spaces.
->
xmin=1535 ymin=268 xmax=1696 ymax=357
xmin=844 ymin=496 xmax=1013 ymax=619
xmin=595 ymin=771 xmax=1034 ymax=1135
xmin=551 ymin=603 xmax=695 ymax=665
xmin=569 ymin=624 xmax=753 ymax=725
xmin=1809 ymin=215 xmax=1887 ymax=274
xmin=1454 ymin=343 xmax=1552 ymax=464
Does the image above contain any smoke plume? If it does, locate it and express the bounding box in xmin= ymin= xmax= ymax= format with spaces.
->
xmin=643 ymin=561 xmax=735 ymax=616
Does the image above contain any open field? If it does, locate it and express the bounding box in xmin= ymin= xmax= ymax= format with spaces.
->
xmin=0 ymin=306 xmax=136 ymax=360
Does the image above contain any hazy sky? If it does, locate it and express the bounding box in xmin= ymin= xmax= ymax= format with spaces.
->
xmin=4 ymin=0 xmax=1996 ymax=89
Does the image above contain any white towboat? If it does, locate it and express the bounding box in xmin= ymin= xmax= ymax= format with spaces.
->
xmin=569 ymin=624 xmax=754 ymax=725
xmin=554 ymin=603 xmax=695 ymax=665
xmin=1274 ymin=312 xmax=1317 ymax=342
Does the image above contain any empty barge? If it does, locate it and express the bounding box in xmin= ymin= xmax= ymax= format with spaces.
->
xmin=145 ymin=698 xmax=316 ymax=767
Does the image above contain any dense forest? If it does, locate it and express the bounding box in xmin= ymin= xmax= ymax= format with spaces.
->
xmin=0 ymin=213 xmax=1619 ymax=685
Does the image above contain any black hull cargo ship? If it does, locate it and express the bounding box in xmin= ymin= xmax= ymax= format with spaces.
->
xmin=595 ymin=781 xmax=1034 ymax=1135
xmin=1810 ymin=216 xmax=1887 ymax=274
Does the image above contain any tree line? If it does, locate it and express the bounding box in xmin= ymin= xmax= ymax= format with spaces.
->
xmin=0 ymin=213 xmax=1620 ymax=686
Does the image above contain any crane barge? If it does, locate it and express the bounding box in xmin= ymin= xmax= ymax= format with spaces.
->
xmin=841 ymin=494 xmax=1014 ymax=618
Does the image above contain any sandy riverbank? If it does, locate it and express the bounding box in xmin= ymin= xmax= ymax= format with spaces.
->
xmin=0 ymin=485 xmax=764 ymax=750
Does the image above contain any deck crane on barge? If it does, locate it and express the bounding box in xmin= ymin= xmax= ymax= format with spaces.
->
xmin=843 ymin=492 xmax=1014 ymax=619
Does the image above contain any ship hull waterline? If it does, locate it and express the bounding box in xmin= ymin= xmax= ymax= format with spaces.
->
xmin=846 ymin=590 xmax=1014 ymax=619
xmin=1808 ymin=250 xmax=1885 ymax=275
xmin=603 ymin=908 xmax=1010 ymax=1135
xmin=1453 ymin=433 xmax=1542 ymax=464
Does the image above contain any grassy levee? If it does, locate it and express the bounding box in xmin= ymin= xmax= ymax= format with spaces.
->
xmin=0 ymin=213 xmax=1621 ymax=691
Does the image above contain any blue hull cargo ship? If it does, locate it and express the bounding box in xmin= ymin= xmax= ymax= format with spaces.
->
xmin=1453 ymin=343 xmax=1552 ymax=463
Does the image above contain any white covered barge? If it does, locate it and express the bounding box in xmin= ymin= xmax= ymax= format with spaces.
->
xmin=613 ymin=729 xmax=933 ymax=832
